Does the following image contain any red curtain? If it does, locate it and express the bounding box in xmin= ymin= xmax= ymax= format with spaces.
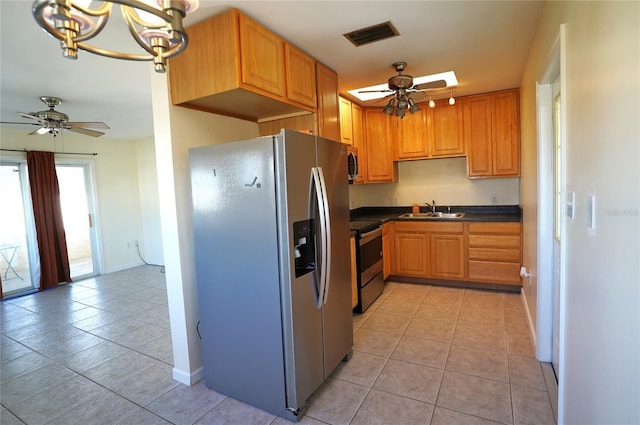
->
xmin=27 ymin=151 xmax=71 ymax=290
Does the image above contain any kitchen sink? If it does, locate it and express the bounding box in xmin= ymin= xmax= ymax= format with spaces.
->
xmin=398 ymin=212 xmax=466 ymax=219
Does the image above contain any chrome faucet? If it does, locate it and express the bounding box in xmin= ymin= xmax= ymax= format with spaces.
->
xmin=425 ymin=200 xmax=436 ymax=213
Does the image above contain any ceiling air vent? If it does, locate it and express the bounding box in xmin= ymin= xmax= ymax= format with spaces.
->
xmin=343 ymin=21 xmax=399 ymax=47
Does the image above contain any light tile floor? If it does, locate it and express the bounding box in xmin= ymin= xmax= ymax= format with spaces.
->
xmin=1 ymin=266 xmax=556 ymax=424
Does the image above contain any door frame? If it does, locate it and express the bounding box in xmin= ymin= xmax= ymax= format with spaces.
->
xmin=536 ymin=23 xmax=567 ymax=418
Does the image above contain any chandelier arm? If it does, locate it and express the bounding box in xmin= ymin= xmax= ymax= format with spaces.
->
xmin=120 ymin=3 xmax=175 ymax=28
xmin=32 ymin=0 xmax=192 ymax=71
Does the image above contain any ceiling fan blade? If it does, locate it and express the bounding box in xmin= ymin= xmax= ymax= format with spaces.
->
xmin=68 ymin=126 xmax=105 ymax=137
xmin=358 ymin=89 xmax=394 ymax=94
xmin=29 ymin=127 xmax=51 ymax=135
xmin=413 ymin=79 xmax=447 ymax=90
xmin=18 ymin=112 xmax=45 ymax=123
xmin=68 ymin=121 xmax=110 ymax=129
xmin=0 ymin=121 xmax=40 ymax=125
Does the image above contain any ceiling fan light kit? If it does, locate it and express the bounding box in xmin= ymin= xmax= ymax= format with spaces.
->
xmin=31 ymin=0 xmax=199 ymax=73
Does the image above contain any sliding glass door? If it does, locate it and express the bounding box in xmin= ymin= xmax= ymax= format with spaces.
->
xmin=0 ymin=160 xmax=100 ymax=298
xmin=0 ymin=163 xmax=38 ymax=295
xmin=56 ymin=164 xmax=99 ymax=280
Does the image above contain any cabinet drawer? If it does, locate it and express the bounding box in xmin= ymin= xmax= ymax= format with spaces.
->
xmin=467 ymin=222 xmax=521 ymax=234
xmin=468 ymin=234 xmax=520 ymax=249
xmin=394 ymin=221 xmax=464 ymax=234
xmin=469 ymin=247 xmax=521 ymax=262
xmin=468 ymin=261 xmax=521 ymax=284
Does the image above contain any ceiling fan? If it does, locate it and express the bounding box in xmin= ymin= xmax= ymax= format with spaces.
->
xmin=358 ymin=62 xmax=447 ymax=98
xmin=1 ymin=96 xmax=109 ymax=137
xmin=356 ymin=62 xmax=450 ymax=117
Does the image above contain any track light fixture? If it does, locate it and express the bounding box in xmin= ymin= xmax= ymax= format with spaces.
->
xmin=32 ymin=0 xmax=199 ymax=73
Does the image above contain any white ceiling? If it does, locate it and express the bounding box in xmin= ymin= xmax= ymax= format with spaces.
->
xmin=0 ymin=1 xmax=543 ymax=141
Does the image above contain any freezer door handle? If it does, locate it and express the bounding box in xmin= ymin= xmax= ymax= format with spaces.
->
xmin=311 ymin=167 xmax=331 ymax=307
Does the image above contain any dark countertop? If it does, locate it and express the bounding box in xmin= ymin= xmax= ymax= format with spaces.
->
xmin=350 ymin=205 xmax=522 ymax=223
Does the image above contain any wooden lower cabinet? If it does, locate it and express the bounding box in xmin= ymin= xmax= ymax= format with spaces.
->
xmin=394 ymin=232 xmax=428 ymax=277
xmin=467 ymin=222 xmax=522 ymax=285
xmin=389 ymin=220 xmax=522 ymax=286
xmin=430 ymin=234 xmax=465 ymax=279
xmin=382 ymin=223 xmax=392 ymax=279
xmin=393 ymin=222 xmax=464 ymax=279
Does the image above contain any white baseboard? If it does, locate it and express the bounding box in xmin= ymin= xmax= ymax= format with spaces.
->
xmin=172 ymin=365 xmax=204 ymax=386
xmin=103 ymin=261 xmax=145 ymax=274
xmin=521 ymin=290 xmax=539 ymax=357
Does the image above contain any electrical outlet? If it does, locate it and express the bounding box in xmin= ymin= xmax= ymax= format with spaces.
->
xmin=134 ymin=240 xmax=139 ymax=247
xmin=490 ymin=194 xmax=499 ymax=205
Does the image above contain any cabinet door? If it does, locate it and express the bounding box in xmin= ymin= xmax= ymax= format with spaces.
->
xmin=238 ymin=14 xmax=285 ymax=97
xmin=316 ymin=62 xmax=340 ymax=141
xmin=431 ymin=100 xmax=465 ymax=157
xmin=285 ymin=44 xmax=317 ymax=108
xmin=394 ymin=232 xmax=427 ymax=276
xmin=492 ymin=90 xmax=520 ymax=176
xmin=397 ymin=109 xmax=428 ymax=159
xmin=351 ymin=103 xmax=367 ymax=184
xmin=429 ymin=234 xmax=465 ymax=279
xmin=365 ymin=109 xmax=395 ymax=182
xmin=339 ymin=97 xmax=353 ymax=145
xmin=382 ymin=223 xmax=391 ymax=279
xmin=464 ymin=95 xmax=493 ymax=177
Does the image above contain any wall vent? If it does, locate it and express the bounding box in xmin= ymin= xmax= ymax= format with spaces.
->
xmin=343 ymin=21 xmax=399 ymax=47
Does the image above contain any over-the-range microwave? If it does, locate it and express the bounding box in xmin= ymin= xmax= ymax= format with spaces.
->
xmin=347 ymin=146 xmax=358 ymax=183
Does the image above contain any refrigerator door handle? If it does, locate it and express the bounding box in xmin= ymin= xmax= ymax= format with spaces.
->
xmin=316 ymin=167 xmax=331 ymax=305
xmin=311 ymin=167 xmax=328 ymax=309
xmin=311 ymin=167 xmax=331 ymax=308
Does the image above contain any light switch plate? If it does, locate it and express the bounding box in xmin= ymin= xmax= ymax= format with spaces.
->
xmin=566 ymin=191 xmax=575 ymax=219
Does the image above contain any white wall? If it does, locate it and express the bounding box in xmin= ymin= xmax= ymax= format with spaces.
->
xmin=349 ymin=157 xmax=520 ymax=209
xmin=0 ymin=128 xmax=149 ymax=273
xmin=149 ymin=71 xmax=259 ymax=385
xmin=520 ymin=2 xmax=640 ymax=423
xmin=136 ymin=138 xmax=164 ymax=265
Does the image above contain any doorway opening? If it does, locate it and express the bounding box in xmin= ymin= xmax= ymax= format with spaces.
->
xmin=0 ymin=159 xmax=100 ymax=298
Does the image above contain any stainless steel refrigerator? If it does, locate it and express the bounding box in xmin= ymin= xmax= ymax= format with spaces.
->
xmin=189 ymin=129 xmax=353 ymax=421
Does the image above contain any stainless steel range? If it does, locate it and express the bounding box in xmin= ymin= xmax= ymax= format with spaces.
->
xmin=350 ymin=220 xmax=384 ymax=313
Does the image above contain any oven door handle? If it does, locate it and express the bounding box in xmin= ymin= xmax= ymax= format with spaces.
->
xmin=359 ymin=226 xmax=382 ymax=246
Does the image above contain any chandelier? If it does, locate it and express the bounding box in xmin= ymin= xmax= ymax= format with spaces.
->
xmin=32 ymin=0 xmax=199 ymax=73
xmin=383 ymin=89 xmax=420 ymax=118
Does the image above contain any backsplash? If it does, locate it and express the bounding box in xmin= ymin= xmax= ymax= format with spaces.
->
xmin=349 ymin=157 xmax=520 ymax=209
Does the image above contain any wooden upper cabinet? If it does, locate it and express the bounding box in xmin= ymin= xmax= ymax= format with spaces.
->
xmin=491 ymin=91 xmax=520 ymax=176
xmin=316 ymin=62 xmax=340 ymax=141
xmin=351 ymin=103 xmax=367 ymax=184
xmin=389 ymin=101 xmax=464 ymax=161
xmin=339 ymin=97 xmax=353 ymax=145
xmin=464 ymin=89 xmax=520 ymax=178
xmin=167 ymin=8 xmax=316 ymax=122
xmin=285 ymin=44 xmax=316 ymax=108
xmin=396 ymin=109 xmax=428 ymax=159
xmin=365 ymin=109 xmax=396 ymax=182
xmin=430 ymin=100 xmax=465 ymax=157
xmin=238 ymin=13 xmax=285 ymax=97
